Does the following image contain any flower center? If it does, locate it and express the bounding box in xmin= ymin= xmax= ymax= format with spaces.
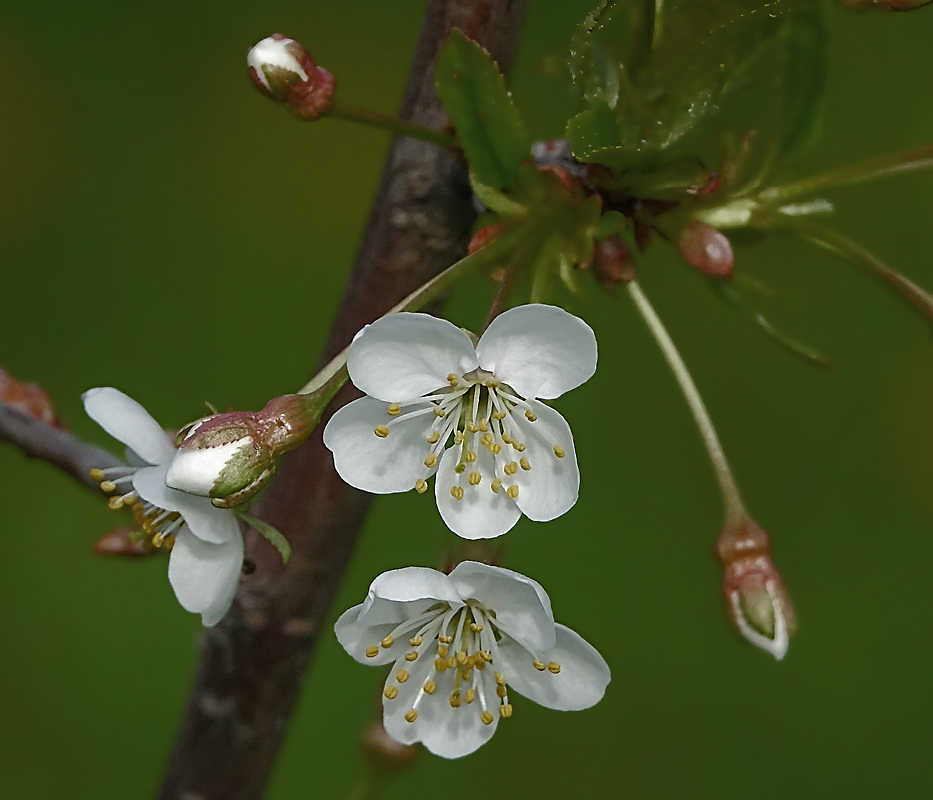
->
xmin=372 ymin=367 xmax=566 ymax=499
xmin=90 ymin=466 xmax=179 ymax=551
xmin=370 ymin=601 xmax=562 ymax=727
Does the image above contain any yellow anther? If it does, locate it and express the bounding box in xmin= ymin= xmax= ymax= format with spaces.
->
xmin=474 ymin=658 xmax=486 ymax=671
xmin=454 ymin=463 xmax=466 ymax=474
xmin=507 ymin=485 xmax=519 ymax=499
xmin=439 ymin=635 xmax=453 ymax=644
xmin=424 ymin=453 xmax=437 ymax=468
xmin=436 ymin=644 xmax=448 ymax=658
xmin=478 ymin=419 xmax=489 ymax=432
xmin=513 ymin=441 xmax=526 ymax=453
xmin=461 ymin=669 xmax=472 ymax=682
xmin=484 ymin=378 xmax=499 ymax=389
xmin=456 ymin=650 xmax=468 ymax=666
xmin=525 ymin=410 xmax=538 ymax=422
xmin=496 ymin=684 xmax=508 ymax=699
xmin=466 ymin=422 xmax=478 ymax=433
xmin=532 ymin=659 xmax=546 ymax=671
xmin=488 ymin=442 xmax=501 ymax=455
xmin=123 ymin=495 xmax=137 ymax=506
xmin=465 ymin=450 xmax=477 ymax=463
xmin=100 ymin=480 xmax=117 ymax=494
xmin=501 ymin=432 xmax=513 ymax=444
xmin=465 ymin=688 xmax=476 ymax=704
xmin=107 ymin=496 xmax=124 ymax=510
xmin=405 ymin=709 xmax=418 ymax=723
xmin=405 ymin=652 xmax=418 ymax=662
xmin=553 ymin=445 xmax=565 ymax=458
xmin=374 ymin=424 xmax=390 ymax=438
xmin=151 ymin=532 xmax=166 ymax=548
xmin=89 ymin=468 xmax=105 ymax=481
xmin=433 ymin=406 xmax=446 ymax=418
xmin=480 ymin=433 xmax=493 ymax=447
xmin=491 ymin=478 xmax=502 ymax=494
xmin=387 ymin=403 xmax=401 ymax=416
xmin=424 ymin=680 xmax=437 ymax=695
xmin=446 ymin=656 xmax=456 ymax=669
xmin=482 ymin=651 xmax=493 ymax=662
xmin=450 ymin=486 xmax=464 ymax=501
xmin=454 ymin=431 xmax=464 ymax=445
xmin=384 ymin=686 xmax=398 ymax=700
xmin=495 ymin=672 xmax=507 ymax=686
xmin=468 ymin=471 xmax=482 ymax=486
xmin=481 ymin=711 xmax=495 ymax=725
xmin=548 ymin=661 xmax=561 ymax=674
xmin=447 ymin=373 xmax=460 ymax=387
xmin=427 ymin=431 xmax=440 ymax=444
xmin=520 ymin=457 xmax=531 ymax=471
xmin=499 ymin=704 xmax=513 ymax=718
xmin=493 ymin=411 xmax=507 ymax=420
xmin=434 ymin=658 xmax=448 ymax=672
xmin=449 ymin=693 xmax=462 ymax=709
xmin=396 ymin=669 xmax=409 ymax=683
xmin=470 ymin=622 xmax=483 ymax=632
xmin=381 ymin=635 xmax=394 ymax=649
xmin=409 ymin=636 xmax=423 ymax=647
xmin=414 ymin=478 xmax=428 ymax=494
xmin=504 ymin=462 xmax=518 ymax=475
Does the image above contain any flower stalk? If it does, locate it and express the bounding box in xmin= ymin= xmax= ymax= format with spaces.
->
xmin=328 ymin=101 xmax=456 ymax=148
xmin=626 ymin=280 xmax=748 ymax=527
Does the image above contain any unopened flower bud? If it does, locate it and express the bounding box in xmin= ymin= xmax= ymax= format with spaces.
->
xmin=590 ymin=236 xmax=636 ymax=289
xmin=248 ymin=34 xmax=335 ymax=120
xmin=717 ymin=519 xmax=796 ymax=660
xmin=166 ymin=394 xmax=318 ymax=508
xmin=362 ymin=717 xmax=419 ymax=772
xmin=0 ymin=368 xmax=64 ymax=428
xmin=677 ymin=220 xmax=734 ymax=277
xmin=93 ymin=527 xmax=155 ymax=557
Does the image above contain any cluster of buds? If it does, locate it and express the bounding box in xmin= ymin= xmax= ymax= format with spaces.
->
xmin=167 ymin=394 xmax=318 ymax=508
xmin=717 ymin=519 xmax=796 ymax=660
xmin=248 ymin=34 xmax=335 ymax=120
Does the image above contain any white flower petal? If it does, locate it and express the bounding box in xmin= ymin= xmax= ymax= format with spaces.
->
xmin=509 ymin=400 xmax=580 ymax=522
xmin=167 ymin=527 xmax=243 ymax=627
xmin=132 ymin=463 xmax=241 ymax=545
xmin=358 ymin=567 xmax=462 ymax=627
xmin=83 ymin=387 xmax=175 ymax=465
xmin=476 ymin=304 xmax=597 ymax=399
xmin=435 ymin=446 xmax=521 ymax=540
xmin=165 ymin=439 xmax=252 ymax=496
xmin=448 ymin=561 xmax=556 ymax=653
xmin=335 ymin=604 xmax=413 ymax=666
xmin=347 ymin=314 xmax=479 ymax=403
xmin=497 ymin=623 xmax=610 ymax=711
xmin=323 ymin=397 xmax=438 ymax=494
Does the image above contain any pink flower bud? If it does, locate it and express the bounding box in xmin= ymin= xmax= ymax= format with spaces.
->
xmin=247 ymin=34 xmax=335 ymax=120
xmin=677 ymin=220 xmax=734 ymax=277
xmin=590 ymin=236 xmax=636 ymax=289
xmin=717 ymin=520 xmax=796 ymax=660
xmin=0 ymin=367 xmax=64 ymax=428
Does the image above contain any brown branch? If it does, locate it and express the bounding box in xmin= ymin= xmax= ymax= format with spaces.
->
xmin=158 ymin=2 xmax=528 ymax=798
xmin=0 ymin=404 xmax=123 ymax=489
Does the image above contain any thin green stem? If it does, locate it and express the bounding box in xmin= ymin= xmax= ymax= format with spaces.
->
xmin=298 ymin=227 xmax=526 ymax=395
xmin=771 ymin=217 xmax=933 ymax=323
xmin=481 ymin=239 xmax=530 ymax=332
xmin=760 ymin=143 xmax=933 ymax=204
xmin=329 ymin=101 xmax=456 ymax=149
xmin=627 ymin=280 xmax=748 ymax=526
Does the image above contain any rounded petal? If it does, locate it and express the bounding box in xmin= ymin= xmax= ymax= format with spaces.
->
xmin=509 ymin=400 xmax=580 ymax=523
xmin=475 ymin=304 xmax=597 ymax=399
xmin=382 ymin=653 xmax=499 ymax=758
xmin=167 ymin=527 xmax=243 ymax=627
xmin=323 ymin=397 xmax=438 ymax=494
xmin=448 ymin=561 xmax=556 ymax=653
xmin=357 ymin=567 xmax=463 ymax=628
xmin=435 ymin=446 xmax=521 ymax=540
xmin=83 ymin=387 xmax=175 ymax=465
xmin=132 ymin=463 xmax=241 ymax=545
xmin=497 ymin=623 xmax=610 ymax=711
xmin=335 ymin=604 xmax=412 ymax=666
xmin=347 ymin=313 xmax=479 ymax=403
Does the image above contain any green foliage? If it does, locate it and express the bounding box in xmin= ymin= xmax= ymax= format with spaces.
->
xmin=435 ymin=29 xmax=531 ymax=191
xmin=236 ymin=510 xmax=291 ymax=564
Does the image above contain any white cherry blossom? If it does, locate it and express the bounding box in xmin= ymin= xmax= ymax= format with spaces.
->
xmin=83 ymin=387 xmax=243 ymax=626
xmin=323 ymin=304 xmax=597 ymax=539
xmin=335 ymin=561 xmax=610 ymax=758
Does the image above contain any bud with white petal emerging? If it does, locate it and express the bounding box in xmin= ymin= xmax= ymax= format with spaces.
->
xmin=717 ymin=519 xmax=796 ymax=660
xmin=248 ymin=34 xmax=335 ymax=120
xmin=166 ymin=394 xmax=318 ymax=508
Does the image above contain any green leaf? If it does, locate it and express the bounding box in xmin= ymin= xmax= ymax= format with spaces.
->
xmin=435 ymin=29 xmax=530 ymax=190
xmin=236 ymin=510 xmax=291 ymax=565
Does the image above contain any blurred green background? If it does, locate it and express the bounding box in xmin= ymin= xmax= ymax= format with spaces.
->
xmin=2 ymin=1 xmax=932 ymax=797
